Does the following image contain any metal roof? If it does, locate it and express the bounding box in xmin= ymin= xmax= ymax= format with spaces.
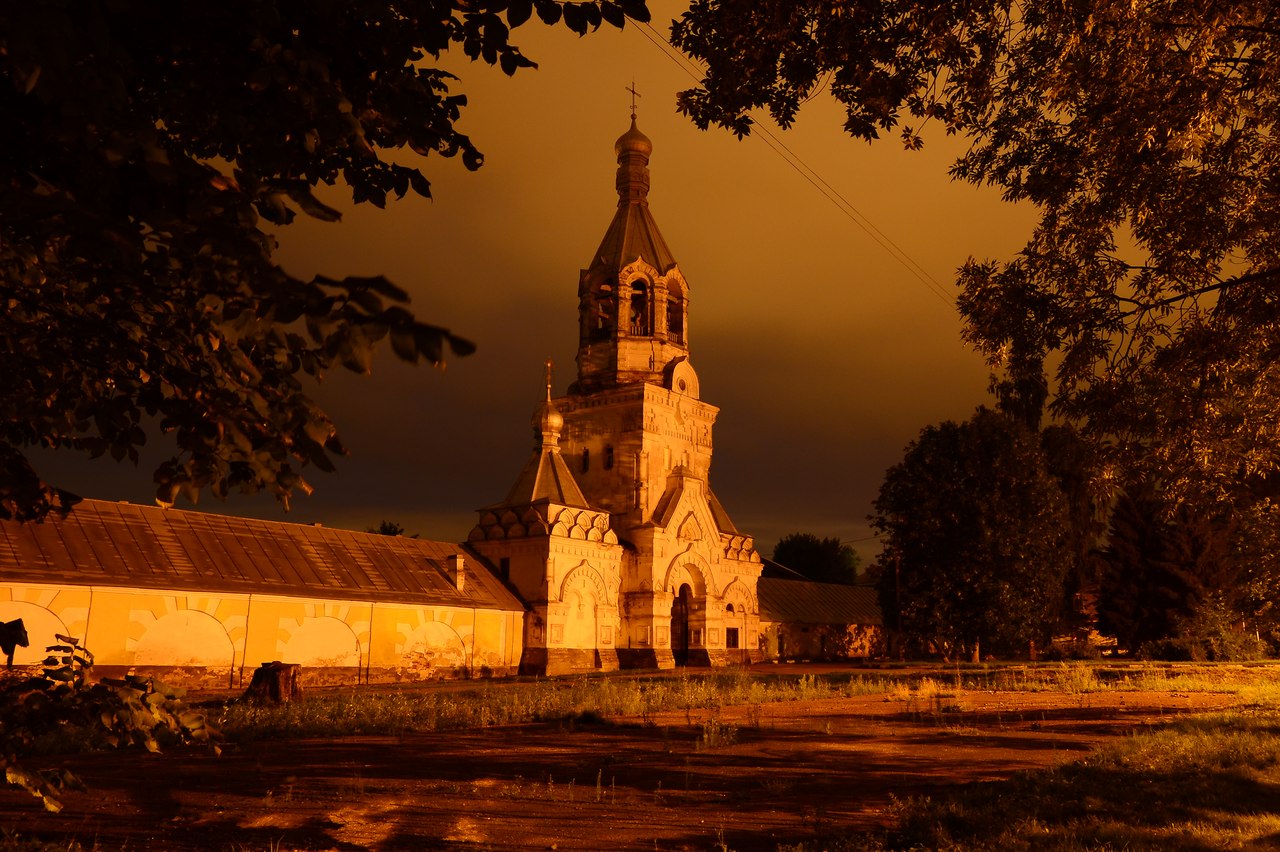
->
xmin=500 ymin=446 xmax=591 ymax=509
xmin=0 ymin=499 xmax=525 ymax=611
xmin=590 ymin=201 xmax=677 ymax=275
xmin=758 ymin=577 xmax=883 ymax=627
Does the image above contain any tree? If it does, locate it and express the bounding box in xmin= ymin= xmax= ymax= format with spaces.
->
xmin=671 ymin=1 xmax=1280 ymax=504
xmin=367 ymin=519 xmax=418 ymax=537
xmin=871 ymin=408 xmax=1071 ymax=660
xmin=1100 ymin=482 xmax=1272 ymax=659
xmin=772 ymin=533 xmax=861 ymax=585
xmin=0 ymin=0 xmax=650 ymax=522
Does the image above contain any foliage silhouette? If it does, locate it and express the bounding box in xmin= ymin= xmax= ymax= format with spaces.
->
xmin=0 ymin=0 xmax=650 ymax=521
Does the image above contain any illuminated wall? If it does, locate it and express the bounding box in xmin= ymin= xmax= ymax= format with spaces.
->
xmin=0 ymin=582 xmax=522 ymax=689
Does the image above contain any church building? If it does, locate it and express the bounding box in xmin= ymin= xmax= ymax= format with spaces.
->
xmin=0 ymin=117 xmax=763 ymax=685
xmin=470 ymin=115 xmax=763 ymax=675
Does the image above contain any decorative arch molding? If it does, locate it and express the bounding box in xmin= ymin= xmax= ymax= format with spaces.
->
xmin=558 ymin=561 xmax=612 ymax=607
xmin=133 ymin=608 xmax=235 ymax=668
xmin=721 ymin=580 xmax=758 ymax=615
xmin=618 ymin=258 xmax=662 ymax=287
xmin=399 ymin=620 xmax=467 ymax=670
xmin=662 ymin=548 xmax=718 ymax=599
xmin=0 ymin=600 xmax=68 ymax=667
xmin=279 ymin=614 xmax=361 ymax=668
xmin=676 ymin=512 xmax=702 ymax=542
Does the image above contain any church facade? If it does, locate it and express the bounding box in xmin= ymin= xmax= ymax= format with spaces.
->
xmin=470 ymin=117 xmax=763 ymax=675
xmin=0 ymin=118 xmax=762 ymax=684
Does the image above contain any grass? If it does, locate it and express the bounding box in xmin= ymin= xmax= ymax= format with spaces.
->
xmin=211 ymin=662 xmax=1280 ymax=743
xmin=214 ymin=668 xmax=888 ymax=741
xmin=8 ymin=662 xmax=1280 ymax=851
xmin=855 ymin=710 xmax=1280 ymax=851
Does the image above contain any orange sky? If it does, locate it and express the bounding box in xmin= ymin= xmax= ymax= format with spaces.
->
xmin=36 ymin=4 xmax=1036 ymax=564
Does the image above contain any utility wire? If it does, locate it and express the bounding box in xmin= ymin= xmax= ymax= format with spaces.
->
xmin=629 ymin=20 xmax=956 ymax=310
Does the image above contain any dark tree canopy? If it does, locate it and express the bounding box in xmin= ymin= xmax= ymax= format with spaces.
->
xmin=1099 ymin=482 xmax=1273 ymax=659
xmin=672 ymin=1 xmax=1280 ymax=505
xmin=771 ymin=533 xmax=861 ymax=585
xmin=871 ymin=408 xmax=1071 ymax=660
xmin=0 ymin=0 xmax=649 ymax=521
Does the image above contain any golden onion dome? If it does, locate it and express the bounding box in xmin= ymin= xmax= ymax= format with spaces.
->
xmin=614 ymin=117 xmax=652 ymax=158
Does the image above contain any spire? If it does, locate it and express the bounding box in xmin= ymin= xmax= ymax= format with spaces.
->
xmin=532 ymin=359 xmax=564 ymax=450
xmin=615 ymin=85 xmax=653 ymax=205
xmin=496 ymin=361 xmax=589 ymax=508
xmin=592 ymin=101 xmax=675 ymax=274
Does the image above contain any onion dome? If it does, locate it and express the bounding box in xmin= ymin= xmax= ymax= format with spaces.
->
xmin=531 ymin=360 xmax=563 ymax=448
xmin=614 ymin=117 xmax=652 ymax=158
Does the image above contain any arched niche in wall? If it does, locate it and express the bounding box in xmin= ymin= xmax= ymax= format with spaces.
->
xmin=278 ymin=616 xmax=360 ymax=668
xmin=134 ymin=609 xmax=234 ymax=668
xmin=401 ymin=621 xmax=467 ymax=671
xmin=0 ymin=601 xmax=68 ymax=667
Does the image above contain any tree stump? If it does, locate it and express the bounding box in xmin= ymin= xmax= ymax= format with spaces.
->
xmin=243 ymin=661 xmax=302 ymax=703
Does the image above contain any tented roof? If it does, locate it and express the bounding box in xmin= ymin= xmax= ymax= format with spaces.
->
xmin=590 ymin=202 xmax=677 ymax=275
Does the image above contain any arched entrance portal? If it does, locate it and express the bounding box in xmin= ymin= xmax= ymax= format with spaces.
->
xmin=671 ymin=584 xmax=691 ymax=666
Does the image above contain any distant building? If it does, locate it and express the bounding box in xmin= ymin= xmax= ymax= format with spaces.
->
xmin=757 ymin=563 xmax=884 ymax=661
xmin=0 ymin=117 xmax=764 ymax=684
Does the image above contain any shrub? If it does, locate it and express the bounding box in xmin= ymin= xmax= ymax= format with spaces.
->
xmin=0 ymin=635 xmax=220 ymax=812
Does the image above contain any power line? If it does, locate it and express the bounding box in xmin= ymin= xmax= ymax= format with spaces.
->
xmin=628 ymin=20 xmax=956 ymax=310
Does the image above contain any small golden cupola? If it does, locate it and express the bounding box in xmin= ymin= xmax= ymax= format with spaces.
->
xmin=573 ymin=111 xmax=691 ymax=394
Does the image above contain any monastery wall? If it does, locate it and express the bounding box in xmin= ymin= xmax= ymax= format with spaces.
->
xmin=0 ymin=582 xmax=521 ymax=689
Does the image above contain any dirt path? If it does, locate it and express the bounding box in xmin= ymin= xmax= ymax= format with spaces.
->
xmin=0 ymin=689 xmax=1235 ymax=851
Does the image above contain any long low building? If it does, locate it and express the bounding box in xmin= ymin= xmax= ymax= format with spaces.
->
xmin=0 ymin=499 xmax=525 ymax=688
xmin=758 ymin=575 xmax=884 ymax=662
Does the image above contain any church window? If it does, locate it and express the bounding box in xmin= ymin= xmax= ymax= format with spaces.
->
xmin=666 ymin=287 xmax=684 ymax=344
xmin=629 ymin=280 xmax=651 ymax=335
xmin=726 ymin=628 xmax=739 ymax=649
xmin=581 ymin=448 xmax=590 ymax=472
xmin=604 ymin=444 xmax=614 ymax=469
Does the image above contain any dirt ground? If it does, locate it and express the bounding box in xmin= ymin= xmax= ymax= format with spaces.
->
xmin=0 ymin=682 xmax=1237 ymax=851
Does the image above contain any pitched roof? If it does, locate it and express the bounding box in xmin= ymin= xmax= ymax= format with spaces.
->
xmin=501 ymin=447 xmax=591 ymax=509
xmin=758 ymin=577 xmax=883 ymax=627
xmin=0 ymin=499 xmax=524 ymax=611
xmin=590 ymin=202 xmax=677 ymax=275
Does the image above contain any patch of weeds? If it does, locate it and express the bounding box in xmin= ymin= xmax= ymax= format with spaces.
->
xmin=698 ymin=717 xmax=738 ymax=750
xmin=873 ymin=710 xmax=1280 ymax=851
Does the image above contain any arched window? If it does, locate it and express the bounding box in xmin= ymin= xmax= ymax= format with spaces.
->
xmin=581 ymin=448 xmax=590 ymax=473
xmin=629 ymin=280 xmax=650 ymax=336
xmin=604 ymin=445 xmax=615 ymax=470
xmin=666 ymin=286 xmax=684 ymax=344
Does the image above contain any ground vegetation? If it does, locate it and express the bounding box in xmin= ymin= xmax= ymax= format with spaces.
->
xmin=0 ymin=663 xmax=1275 ymax=850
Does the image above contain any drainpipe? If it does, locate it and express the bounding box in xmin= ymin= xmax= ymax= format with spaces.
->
xmin=239 ymin=594 xmax=254 ymax=688
xmin=365 ymin=600 xmax=375 ymax=685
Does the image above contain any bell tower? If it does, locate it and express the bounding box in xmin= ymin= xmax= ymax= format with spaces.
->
xmin=572 ymin=113 xmax=690 ymax=394
xmin=556 ymin=113 xmax=762 ymax=669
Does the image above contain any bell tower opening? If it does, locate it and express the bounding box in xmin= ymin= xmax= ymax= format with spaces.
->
xmin=628 ymin=279 xmax=651 ymax=336
xmin=666 ymin=284 xmax=685 ymax=345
